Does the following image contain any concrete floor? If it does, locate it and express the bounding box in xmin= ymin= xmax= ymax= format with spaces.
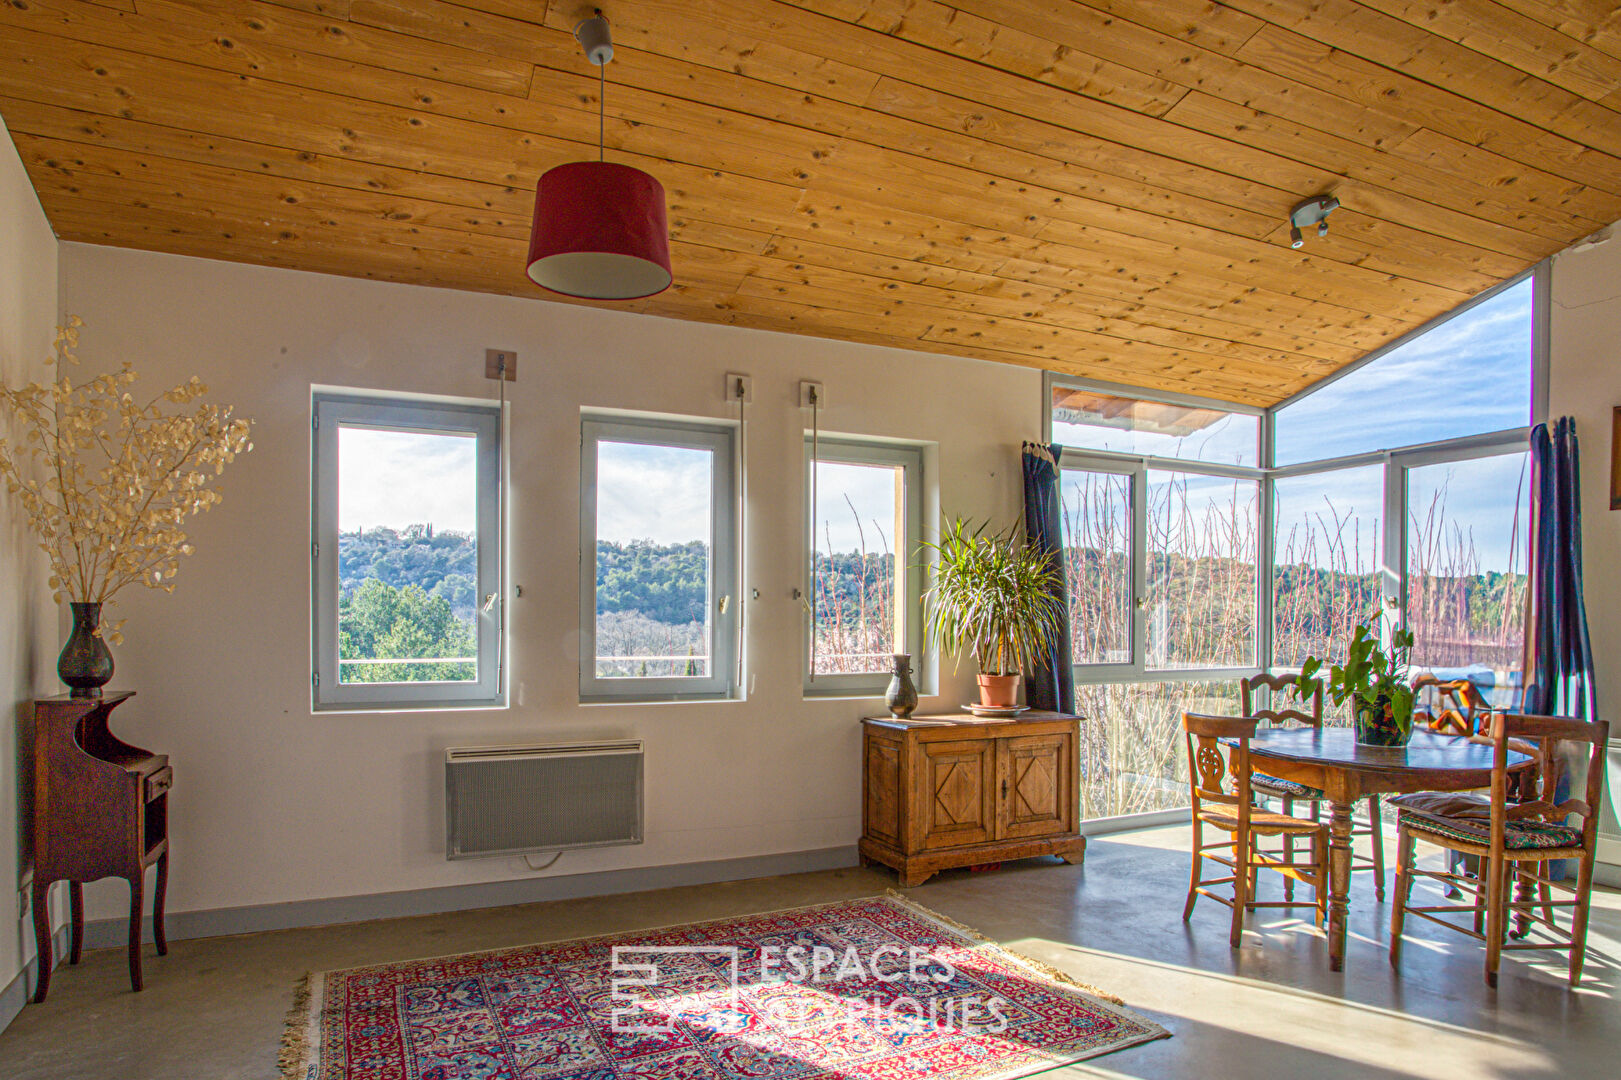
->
xmin=1 ymin=824 xmax=1617 ymax=1079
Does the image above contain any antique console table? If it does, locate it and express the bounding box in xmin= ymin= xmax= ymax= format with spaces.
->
xmin=29 ymin=691 xmax=170 ymax=1002
xmin=860 ymin=711 xmax=1085 ymax=887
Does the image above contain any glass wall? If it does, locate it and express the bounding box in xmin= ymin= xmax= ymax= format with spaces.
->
xmin=1048 ymin=269 xmax=1540 ymax=823
xmin=1074 ymin=680 xmax=1242 ymax=819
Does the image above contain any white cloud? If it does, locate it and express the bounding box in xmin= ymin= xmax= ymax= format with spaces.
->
xmin=596 ymin=441 xmax=712 ymax=545
xmin=339 ymin=427 xmax=477 ymax=534
xmin=813 ymin=460 xmax=901 ymax=555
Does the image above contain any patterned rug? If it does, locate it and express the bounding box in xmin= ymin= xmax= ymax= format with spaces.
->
xmin=282 ymin=894 xmax=1168 ymax=1080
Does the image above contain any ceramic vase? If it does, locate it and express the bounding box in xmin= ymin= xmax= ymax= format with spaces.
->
xmin=58 ymin=602 xmax=114 ymax=698
xmin=885 ymin=653 xmax=918 ymax=718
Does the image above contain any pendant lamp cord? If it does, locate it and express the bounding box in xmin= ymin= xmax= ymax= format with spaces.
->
xmin=598 ymin=62 xmax=605 ymax=163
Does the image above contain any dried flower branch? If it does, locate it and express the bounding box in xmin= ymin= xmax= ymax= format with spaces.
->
xmin=0 ymin=317 xmax=253 ymax=644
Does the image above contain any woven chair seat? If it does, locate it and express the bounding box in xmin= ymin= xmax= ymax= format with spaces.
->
xmin=1396 ymin=798 xmax=1582 ymax=851
xmin=1250 ymin=773 xmax=1324 ymax=800
xmin=1198 ymin=805 xmax=1325 ymax=837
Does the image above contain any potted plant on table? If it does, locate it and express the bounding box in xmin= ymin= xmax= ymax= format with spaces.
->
xmin=1297 ymin=622 xmax=1417 ymax=747
xmin=0 ymin=318 xmax=253 ymax=696
xmin=920 ymin=517 xmax=1065 ymax=710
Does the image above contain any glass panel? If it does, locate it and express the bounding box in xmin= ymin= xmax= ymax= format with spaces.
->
xmin=1272 ymin=466 xmax=1384 ymax=667
xmin=1406 ymin=453 xmax=1530 ymax=708
xmin=337 ymin=426 xmax=478 ymax=683
xmin=1059 ymin=469 xmax=1132 ymax=666
xmin=1051 ymin=386 xmax=1257 ymax=466
xmin=1274 ymin=277 xmax=1534 ymax=466
xmin=1075 ymin=680 xmax=1241 ymax=819
xmin=811 ymin=459 xmax=903 ymax=676
xmin=594 ymin=441 xmax=714 ymax=679
xmin=1145 ymin=471 xmax=1257 ymax=669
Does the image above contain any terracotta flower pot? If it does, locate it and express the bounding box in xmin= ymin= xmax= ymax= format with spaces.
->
xmin=977 ymin=673 xmax=1020 ymax=708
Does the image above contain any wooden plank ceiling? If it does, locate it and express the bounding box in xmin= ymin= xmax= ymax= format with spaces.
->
xmin=2 ymin=0 xmax=1618 ymax=405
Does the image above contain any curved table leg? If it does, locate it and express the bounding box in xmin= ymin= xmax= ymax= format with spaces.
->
xmin=1327 ymin=800 xmax=1355 ymax=972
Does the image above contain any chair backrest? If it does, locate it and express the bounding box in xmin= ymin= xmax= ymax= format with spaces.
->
xmin=1413 ymin=674 xmax=1492 ymax=736
xmin=1485 ymin=713 xmax=1611 ymax=854
xmin=1182 ymin=712 xmax=1258 ymax=823
xmin=1241 ymin=672 xmax=1323 ymax=728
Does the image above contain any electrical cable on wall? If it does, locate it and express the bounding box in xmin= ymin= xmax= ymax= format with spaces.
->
xmin=808 ymin=386 xmax=821 ymax=682
xmin=735 ymin=378 xmax=747 ymax=689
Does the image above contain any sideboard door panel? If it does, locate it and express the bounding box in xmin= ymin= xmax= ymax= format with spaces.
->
xmin=864 ymin=734 xmax=902 ymax=848
xmin=998 ymin=734 xmax=1075 ymax=840
xmin=916 ymin=740 xmax=995 ymax=850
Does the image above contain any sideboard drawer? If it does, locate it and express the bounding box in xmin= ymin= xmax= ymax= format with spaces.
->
xmin=144 ymin=766 xmax=173 ymax=803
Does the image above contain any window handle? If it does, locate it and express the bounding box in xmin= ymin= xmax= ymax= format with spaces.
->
xmin=719 ymin=595 xmax=731 ymax=614
xmin=482 ymin=593 xmax=497 ymax=613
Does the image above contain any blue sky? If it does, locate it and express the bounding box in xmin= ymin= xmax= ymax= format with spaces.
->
xmin=1274 ymin=277 xmax=1533 ymax=465
xmin=813 ymin=460 xmax=900 ymax=556
xmin=596 ymin=441 xmax=713 ymax=545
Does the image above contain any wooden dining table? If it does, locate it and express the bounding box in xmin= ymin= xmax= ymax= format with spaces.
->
xmin=1238 ymin=727 xmax=1533 ymax=971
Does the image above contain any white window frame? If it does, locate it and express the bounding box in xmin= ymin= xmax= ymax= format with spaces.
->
xmin=311 ymin=393 xmax=503 ymax=712
xmin=579 ymin=415 xmax=739 ymax=702
xmin=803 ymin=437 xmax=924 ymax=697
xmin=1046 ymin=376 xmax=1267 ymax=687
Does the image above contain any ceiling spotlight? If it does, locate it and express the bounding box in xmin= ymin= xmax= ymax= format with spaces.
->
xmin=1288 ymin=195 xmax=1340 ymax=249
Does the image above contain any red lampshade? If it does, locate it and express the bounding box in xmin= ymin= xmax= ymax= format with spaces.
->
xmin=526 ymin=160 xmax=672 ymax=300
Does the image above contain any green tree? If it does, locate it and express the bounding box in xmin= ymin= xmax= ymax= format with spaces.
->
xmin=338 ymin=577 xmax=476 ymax=682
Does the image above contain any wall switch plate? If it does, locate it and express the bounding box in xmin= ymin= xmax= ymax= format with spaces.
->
xmin=485 ymin=349 xmax=518 ymax=381
xmin=799 ymin=380 xmax=825 ymax=408
xmin=725 ymin=373 xmax=753 ymax=403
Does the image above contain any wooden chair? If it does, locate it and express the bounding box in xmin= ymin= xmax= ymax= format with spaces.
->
xmin=1389 ymin=712 xmax=1610 ymax=987
xmin=1240 ymin=674 xmax=1387 ymax=900
xmin=1182 ymin=712 xmax=1329 ymax=947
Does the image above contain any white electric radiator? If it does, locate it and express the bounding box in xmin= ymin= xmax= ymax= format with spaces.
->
xmin=445 ymin=740 xmax=644 ymax=860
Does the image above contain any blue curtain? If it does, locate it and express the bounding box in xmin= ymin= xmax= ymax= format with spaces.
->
xmin=1022 ymin=441 xmax=1074 ymax=714
xmin=1522 ymin=418 xmax=1597 ymax=719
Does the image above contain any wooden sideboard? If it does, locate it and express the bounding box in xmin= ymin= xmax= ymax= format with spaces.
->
xmin=30 ymin=692 xmax=170 ymax=1002
xmin=860 ymin=711 xmax=1085 ymax=887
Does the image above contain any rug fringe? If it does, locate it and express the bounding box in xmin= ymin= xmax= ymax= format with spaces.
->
xmin=279 ymin=971 xmax=316 ymax=1080
xmin=881 ymin=890 xmax=1132 ymax=1009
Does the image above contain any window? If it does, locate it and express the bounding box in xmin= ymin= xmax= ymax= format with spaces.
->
xmin=1272 ymin=466 xmax=1384 ymax=667
xmin=1051 ymin=384 xmax=1258 ymax=466
xmin=1273 ymin=276 xmax=1534 ymax=466
xmin=1405 ymin=451 xmax=1529 ymax=695
xmin=1145 ymin=470 xmax=1257 ymax=670
xmin=311 ymin=394 xmax=502 ymax=711
xmin=581 ymin=416 xmax=737 ymax=700
xmin=1060 ymin=467 xmax=1133 ymax=668
xmin=805 ymin=439 xmax=923 ymax=694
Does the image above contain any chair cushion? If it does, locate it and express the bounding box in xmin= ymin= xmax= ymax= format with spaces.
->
xmin=1389 ymin=791 xmax=1491 ymax=819
xmin=1397 ymin=804 xmax=1582 ymax=851
xmin=1251 ymin=773 xmax=1324 ymax=799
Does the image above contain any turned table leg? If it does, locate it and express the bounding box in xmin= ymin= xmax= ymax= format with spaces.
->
xmin=1327 ymin=800 xmax=1355 ymax=972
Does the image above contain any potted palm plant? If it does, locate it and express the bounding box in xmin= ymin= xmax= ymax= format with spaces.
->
xmin=921 ymin=517 xmax=1066 ymax=709
xmin=1297 ymin=622 xmax=1417 ymax=747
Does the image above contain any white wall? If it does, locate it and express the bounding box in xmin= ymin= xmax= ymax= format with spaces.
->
xmin=0 ymin=115 xmax=60 ymax=1000
xmin=1548 ymin=230 xmax=1621 ymax=871
xmin=58 ymin=243 xmax=1043 ymax=923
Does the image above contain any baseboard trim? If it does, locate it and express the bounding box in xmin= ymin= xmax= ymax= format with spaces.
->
xmin=79 ymin=845 xmax=859 ymax=952
xmin=0 ymin=926 xmax=70 ymax=1037
xmin=1080 ymin=807 xmax=1190 ymax=836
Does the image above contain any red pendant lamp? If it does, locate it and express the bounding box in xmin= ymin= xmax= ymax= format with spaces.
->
xmin=526 ymin=10 xmax=672 ymax=300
